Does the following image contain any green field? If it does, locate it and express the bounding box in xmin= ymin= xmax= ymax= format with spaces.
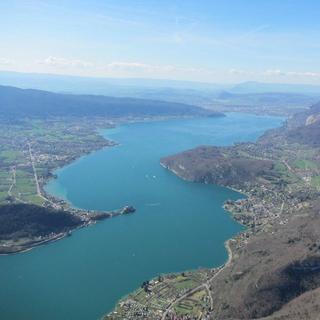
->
xmin=173 ymin=277 xmax=199 ymax=291
xmin=293 ymin=159 xmax=318 ymax=170
xmin=174 ymin=289 xmax=208 ymax=317
xmin=274 ymin=162 xmax=287 ymax=173
xmin=11 ymin=169 xmax=38 ymax=203
xmin=311 ymin=176 xmax=320 ymax=189
xmin=0 ymin=150 xmax=22 ymax=163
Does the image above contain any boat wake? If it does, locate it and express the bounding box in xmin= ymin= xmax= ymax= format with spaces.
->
xmin=145 ymin=203 xmax=160 ymax=207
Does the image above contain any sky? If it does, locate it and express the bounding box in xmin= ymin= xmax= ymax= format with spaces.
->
xmin=1 ymin=0 xmax=320 ymax=84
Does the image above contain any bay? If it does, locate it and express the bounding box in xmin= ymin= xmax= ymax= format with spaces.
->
xmin=0 ymin=113 xmax=283 ymax=320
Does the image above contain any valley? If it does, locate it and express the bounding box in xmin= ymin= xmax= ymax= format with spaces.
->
xmin=107 ymin=102 xmax=320 ymax=319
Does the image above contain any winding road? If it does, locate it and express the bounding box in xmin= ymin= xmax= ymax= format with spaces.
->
xmin=161 ymin=239 xmax=234 ymax=319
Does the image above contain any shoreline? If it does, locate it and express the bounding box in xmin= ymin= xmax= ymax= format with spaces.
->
xmin=2 ymin=113 xmax=285 ymax=318
xmin=41 ymin=114 xmax=228 ymax=212
xmin=0 ymin=205 xmax=137 ymax=255
xmin=42 ymin=114 xmax=209 ymax=209
xmin=105 ymin=115 xmax=289 ymax=318
xmin=0 ymin=231 xmax=73 ymax=256
xmin=104 ymin=164 xmax=247 ymax=319
xmin=1 ymin=114 xmax=198 ymax=255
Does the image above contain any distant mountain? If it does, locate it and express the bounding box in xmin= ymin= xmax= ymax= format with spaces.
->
xmin=0 ymin=71 xmax=229 ymax=95
xmin=0 ymin=85 xmax=219 ymax=119
xmin=216 ymin=91 xmax=319 ymax=107
xmin=1 ymin=71 xmax=319 ymax=114
xmin=1 ymin=71 xmax=320 ymax=97
xmin=230 ymin=81 xmax=320 ymax=95
xmin=0 ymin=71 xmax=230 ymax=108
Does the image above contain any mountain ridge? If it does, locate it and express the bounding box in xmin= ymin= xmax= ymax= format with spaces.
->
xmin=0 ymin=84 xmax=220 ymax=119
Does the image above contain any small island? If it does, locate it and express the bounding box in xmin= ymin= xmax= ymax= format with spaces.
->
xmin=121 ymin=205 xmax=136 ymax=214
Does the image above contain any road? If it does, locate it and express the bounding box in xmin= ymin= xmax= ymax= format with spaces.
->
xmin=282 ymin=159 xmax=294 ymax=173
xmin=28 ymin=143 xmax=52 ymax=204
xmin=7 ymin=166 xmax=16 ymax=197
xmin=161 ymin=239 xmax=233 ymax=319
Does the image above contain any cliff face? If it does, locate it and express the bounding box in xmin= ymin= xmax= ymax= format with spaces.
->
xmin=286 ymin=121 xmax=320 ymax=147
xmin=285 ymin=101 xmax=320 ymax=147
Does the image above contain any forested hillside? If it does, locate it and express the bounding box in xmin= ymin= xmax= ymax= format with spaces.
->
xmin=0 ymin=85 xmax=216 ymax=119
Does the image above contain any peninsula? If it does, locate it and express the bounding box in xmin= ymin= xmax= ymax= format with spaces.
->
xmin=106 ymin=102 xmax=320 ymax=319
xmin=0 ymin=85 xmax=221 ymax=254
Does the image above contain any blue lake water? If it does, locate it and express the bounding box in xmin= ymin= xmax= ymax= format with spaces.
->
xmin=0 ymin=113 xmax=283 ymax=320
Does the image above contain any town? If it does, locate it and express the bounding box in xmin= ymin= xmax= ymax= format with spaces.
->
xmin=0 ymin=117 xmax=136 ymax=253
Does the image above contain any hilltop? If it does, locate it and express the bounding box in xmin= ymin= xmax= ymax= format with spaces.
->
xmin=0 ymin=204 xmax=83 ymax=254
xmin=0 ymin=72 xmax=319 ymax=116
xmin=0 ymin=85 xmax=221 ymax=119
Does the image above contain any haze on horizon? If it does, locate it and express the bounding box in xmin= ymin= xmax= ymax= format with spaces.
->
xmin=1 ymin=0 xmax=320 ymax=85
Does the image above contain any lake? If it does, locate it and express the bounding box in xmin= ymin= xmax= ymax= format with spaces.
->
xmin=0 ymin=113 xmax=283 ymax=320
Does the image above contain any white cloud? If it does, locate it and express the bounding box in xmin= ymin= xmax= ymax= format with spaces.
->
xmin=226 ymin=68 xmax=320 ymax=83
xmin=286 ymin=71 xmax=320 ymax=78
xmin=106 ymin=61 xmax=153 ymax=71
xmin=264 ymin=69 xmax=285 ymax=76
xmin=0 ymin=58 xmax=13 ymax=65
xmin=105 ymin=61 xmax=185 ymax=74
xmin=30 ymin=57 xmax=320 ymax=84
xmin=264 ymin=69 xmax=320 ymax=79
xmin=36 ymin=58 xmax=208 ymax=77
xmin=229 ymin=68 xmax=250 ymax=75
xmin=39 ymin=56 xmax=94 ymax=68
